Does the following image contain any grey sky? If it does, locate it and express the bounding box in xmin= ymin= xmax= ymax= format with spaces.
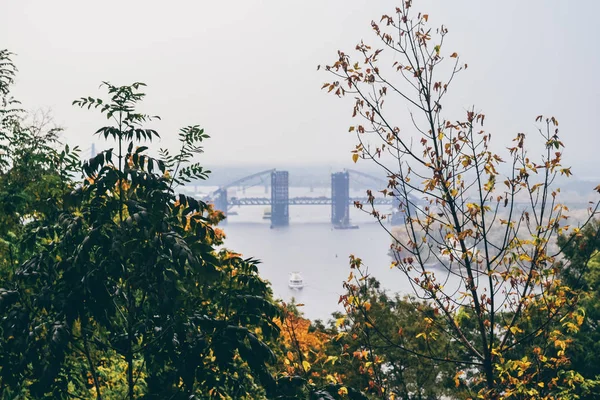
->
xmin=3 ymin=0 xmax=599 ymax=176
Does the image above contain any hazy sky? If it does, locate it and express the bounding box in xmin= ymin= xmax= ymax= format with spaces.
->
xmin=3 ymin=0 xmax=600 ymax=176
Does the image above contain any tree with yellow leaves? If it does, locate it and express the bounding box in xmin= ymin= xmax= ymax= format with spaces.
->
xmin=336 ymin=274 xmax=458 ymax=399
xmin=273 ymin=301 xmax=372 ymax=400
xmin=322 ymin=1 xmax=600 ymax=398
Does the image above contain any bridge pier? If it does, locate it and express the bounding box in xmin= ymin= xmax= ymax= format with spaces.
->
xmin=331 ymin=171 xmax=350 ymax=225
xmin=270 ymin=171 xmax=289 ymax=227
xmin=214 ymin=188 xmax=228 ymax=222
xmin=391 ymin=193 xmax=404 ymax=225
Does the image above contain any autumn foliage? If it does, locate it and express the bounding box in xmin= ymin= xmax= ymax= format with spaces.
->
xmin=322 ymin=1 xmax=600 ymax=398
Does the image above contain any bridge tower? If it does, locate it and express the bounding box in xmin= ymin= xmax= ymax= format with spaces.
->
xmin=331 ymin=171 xmax=350 ymax=225
xmin=270 ymin=171 xmax=289 ymax=227
xmin=214 ymin=188 xmax=228 ymax=221
xmin=391 ymin=193 xmax=404 ymax=225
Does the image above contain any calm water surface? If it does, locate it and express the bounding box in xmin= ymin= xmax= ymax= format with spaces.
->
xmin=218 ymin=190 xmax=412 ymax=321
xmin=202 ymin=185 xmax=537 ymax=322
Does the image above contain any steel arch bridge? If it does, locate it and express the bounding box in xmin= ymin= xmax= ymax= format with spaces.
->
xmin=204 ymin=169 xmax=413 ymax=227
xmin=227 ymin=196 xmax=395 ymax=206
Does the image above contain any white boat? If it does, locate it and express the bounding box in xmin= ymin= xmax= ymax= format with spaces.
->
xmin=288 ymin=272 xmax=304 ymax=289
xmin=262 ymin=207 xmax=271 ymax=220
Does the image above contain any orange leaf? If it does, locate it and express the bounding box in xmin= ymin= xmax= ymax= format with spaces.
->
xmin=450 ymin=52 xmax=458 ymax=58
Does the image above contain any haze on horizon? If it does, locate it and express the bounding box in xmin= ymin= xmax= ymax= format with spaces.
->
xmin=3 ymin=0 xmax=600 ymax=179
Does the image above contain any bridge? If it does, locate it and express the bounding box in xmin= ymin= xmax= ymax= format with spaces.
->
xmin=204 ymin=169 xmax=410 ymax=227
xmin=227 ymin=196 xmax=394 ymax=206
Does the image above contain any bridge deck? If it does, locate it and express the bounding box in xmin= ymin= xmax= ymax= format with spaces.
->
xmin=227 ymin=196 xmax=394 ymax=206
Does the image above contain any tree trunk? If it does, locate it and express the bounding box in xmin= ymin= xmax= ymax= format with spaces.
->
xmin=483 ymin=356 xmax=497 ymax=399
xmin=82 ymin=316 xmax=103 ymax=400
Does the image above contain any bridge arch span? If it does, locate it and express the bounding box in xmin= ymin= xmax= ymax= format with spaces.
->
xmin=205 ymin=168 xmax=418 ymax=226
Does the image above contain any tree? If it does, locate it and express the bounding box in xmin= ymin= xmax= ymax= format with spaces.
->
xmin=336 ymin=274 xmax=457 ymax=400
xmin=273 ymin=301 xmax=370 ymax=400
xmin=0 ymin=81 xmax=282 ymax=399
xmin=555 ymin=219 xmax=600 ymax=396
xmin=321 ymin=2 xmax=600 ymax=398
xmin=0 ymin=50 xmax=80 ymax=276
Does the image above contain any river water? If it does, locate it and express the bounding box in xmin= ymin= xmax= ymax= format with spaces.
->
xmin=209 ymin=186 xmax=414 ymax=322
xmin=196 ymin=183 xmax=586 ymax=323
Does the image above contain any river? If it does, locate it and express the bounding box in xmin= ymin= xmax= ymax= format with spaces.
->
xmin=210 ymin=185 xmax=414 ymax=322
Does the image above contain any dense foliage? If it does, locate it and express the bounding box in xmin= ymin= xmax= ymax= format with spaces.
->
xmin=3 ymin=2 xmax=600 ymax=397
xmin=0 ymin=51 xmax=283 ymax=399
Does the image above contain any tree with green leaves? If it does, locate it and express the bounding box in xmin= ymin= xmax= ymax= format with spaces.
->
xmin=0 ymin=50 xmax=80 ymax=273
xmin=1 ymin=81 xmax=282 ymax=399
xmin=321 ymin=2 xmax=600 ymax=398
xmin=554 ymin=219 xmax=600 ymax=397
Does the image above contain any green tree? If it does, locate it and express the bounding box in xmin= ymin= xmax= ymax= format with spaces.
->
xmin=0 ymin=81 xmax=281 ymax=399
xmin=0 ymin=50 xmax=80 ymax=271
xmin=555 ymin=219 xmax=600 ymax=395
xmin=0 ymin=49 xmax=82 ymax=342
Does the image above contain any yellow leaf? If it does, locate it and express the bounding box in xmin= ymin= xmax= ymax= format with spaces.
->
xmin=338 ymin=387 xmax=348 ymax=396
xmin=509 ymin=326 xmax=523 ymax=335
xmin=519 ymin=253 xmax=532 ymax=262
xmin=336 ymin=317 xmax=346 ymax=327
xmin=325 ymin=355 xmax=339 ymax=365
xmin=302 ymin=360 xmax=311 ymax=371
xmin=454 ymin=371 xmax=463 ymax=387
xmin=352 ymin=153 xmax=359 ymax=163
